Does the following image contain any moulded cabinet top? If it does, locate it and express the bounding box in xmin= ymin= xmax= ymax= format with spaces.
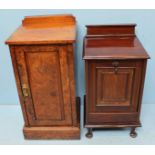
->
xmin=5 ymin=14 xmax=76 ymax=45
xmin=83 ymin=24 xmax=150 ymax=60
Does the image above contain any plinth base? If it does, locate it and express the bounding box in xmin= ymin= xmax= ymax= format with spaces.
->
xmin=23 ymin=126 xmax=80 ymax=139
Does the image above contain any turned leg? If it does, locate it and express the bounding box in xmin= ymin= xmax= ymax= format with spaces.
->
xmin=130 ymin=127 xmax=137 ymax=138
xmin=86 ymin=128 xmax=93 ymax=138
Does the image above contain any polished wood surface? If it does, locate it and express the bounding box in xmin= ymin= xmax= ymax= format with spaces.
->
xmin=86 ymin=24 xmax=136 ymax=36
xmin=83 ymin=37 xmax=149 ymax=59
xmin=83 ymin=24 xmax=149 ymax=138
xmin=84 ymin=38 xmax=150 ymax=60
xmin=6 ymin=14 xmax=76 ymax=45
xmin=6 ymin=15 xmax=80 ymax=139
xmin=83 ymin=24 xmax=149 ymax=60
xmin=24 ymin=126 xmax=80 ymax=139
xmin=15 ymin=45 xmax=73 ymax=126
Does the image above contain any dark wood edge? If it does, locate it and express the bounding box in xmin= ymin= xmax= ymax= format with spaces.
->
xmin=84 ymin=95 xmax=86 ymax=128
xmin=76 ymin=96 xmax=81 ymax=128
xmin=85 ymin=34 xmax=136 ymax=38
xmin=84 ymin=124 xmax=141 ymax=128
xmin=86 ymin=24 xmax=137 ymax=27
xmin=83 ymin=57 xmax=150 ymax=60
xmin=5 ymin=40 xmax=76 ymax=45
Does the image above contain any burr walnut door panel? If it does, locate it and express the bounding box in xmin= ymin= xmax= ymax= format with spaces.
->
xmin=86 ymin=60 xmax=143 ymax=123
xmin=15 ymin=45 xmax=72 ymax=126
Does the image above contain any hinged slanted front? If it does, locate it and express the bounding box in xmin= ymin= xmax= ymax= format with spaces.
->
xmin=83 ymin=24 xmax=150 ymax=60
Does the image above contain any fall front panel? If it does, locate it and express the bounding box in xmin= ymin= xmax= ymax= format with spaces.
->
xmin=86 ymin=60 xmax=143 ymax=124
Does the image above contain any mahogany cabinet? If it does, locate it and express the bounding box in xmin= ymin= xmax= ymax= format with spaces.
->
xmin=6 ymin=14 xmax=80 ymax=139
xmin=83 ymin=24 xmax=150 ymax=138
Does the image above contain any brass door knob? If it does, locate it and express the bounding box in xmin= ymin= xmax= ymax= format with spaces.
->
xmin=22 ymin=84 xmax=29 ymax=97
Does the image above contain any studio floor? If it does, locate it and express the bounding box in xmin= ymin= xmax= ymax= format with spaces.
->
xmin=0 ymin=104 xmax=155 ymax=145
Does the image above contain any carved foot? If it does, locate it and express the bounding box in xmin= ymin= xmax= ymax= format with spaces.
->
xmin=130 ymin=127 xmax=137 ymax=138
xmin=86 ymin=128 xmax=93 ymax=138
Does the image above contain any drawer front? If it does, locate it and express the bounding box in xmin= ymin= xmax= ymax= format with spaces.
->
xmin=15 ymin=45 xmax=72 ymax=126
xmin=86 ymin=60 xmax=144 ymax=123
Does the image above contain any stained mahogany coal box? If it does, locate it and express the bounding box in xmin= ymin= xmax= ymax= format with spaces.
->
xmin=6 ymin=14 xmax=80 ymax=139
xmin=83 ymin=24 xmax=150 ymax=138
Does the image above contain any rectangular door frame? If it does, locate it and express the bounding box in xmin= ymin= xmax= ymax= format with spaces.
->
xmin=14 ymin=45 xmax=73 ymax=126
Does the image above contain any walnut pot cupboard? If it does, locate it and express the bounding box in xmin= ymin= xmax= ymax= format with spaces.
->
xmin=6 ymin=14 xmax=80 ymax=139
xmin=83 ymin=24 xmax=150 ymax=138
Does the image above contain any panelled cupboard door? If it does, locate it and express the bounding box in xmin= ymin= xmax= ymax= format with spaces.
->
xmin=15 ymin=45 xmax=72 ymax=126
xmin=87 ymin=60 xmax=143 ymax=114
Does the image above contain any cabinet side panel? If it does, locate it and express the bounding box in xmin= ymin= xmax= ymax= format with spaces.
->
xmin=137 ymin=60 xmax=147 ymax=117
xmin=9 ymin=45 xmax=29 ymax=126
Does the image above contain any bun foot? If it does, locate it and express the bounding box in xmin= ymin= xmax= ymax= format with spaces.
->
xmin=86 ymin=128 xmax=93 ymax=138
xmin=130 ymin=127 xmax=137 ymax=138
